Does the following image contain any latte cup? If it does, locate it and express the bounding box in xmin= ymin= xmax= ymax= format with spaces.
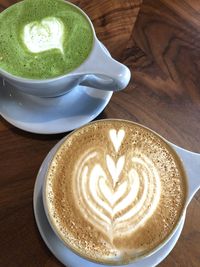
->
xmin=0 ymin=1 xmax=130 ymax=98
xmin=42 ymin=119 xmax=200 ymax=266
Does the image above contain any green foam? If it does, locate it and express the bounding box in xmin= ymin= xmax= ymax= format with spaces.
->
xmin=0 ymin=0 xmax=94 ymax=79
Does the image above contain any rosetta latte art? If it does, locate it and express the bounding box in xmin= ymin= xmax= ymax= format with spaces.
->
xmin=73 ymin=129 xmax=161 ymax=242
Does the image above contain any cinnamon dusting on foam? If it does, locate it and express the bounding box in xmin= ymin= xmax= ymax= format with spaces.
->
xmin=45 ymin=120 xmax=187 ymax=264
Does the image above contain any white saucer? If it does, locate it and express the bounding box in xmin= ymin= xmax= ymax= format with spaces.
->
xmin=33 ymin=137 xmax=186 ymax=267
xmin=0 ymin=42 xmax=112 ymax=134
xmin=0 ymin=78 xmax=112 ymax=134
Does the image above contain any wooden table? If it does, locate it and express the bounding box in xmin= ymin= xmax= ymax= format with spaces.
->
xmin=0 ymin=0 xmax=200 ymax=266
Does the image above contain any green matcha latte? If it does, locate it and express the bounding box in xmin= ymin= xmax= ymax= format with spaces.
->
xmin=0 ymin=0 xmax=94 ymax=79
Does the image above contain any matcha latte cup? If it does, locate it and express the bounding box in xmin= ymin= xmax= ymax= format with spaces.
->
xmin=0 ymin=0 xmax=131 ymax=97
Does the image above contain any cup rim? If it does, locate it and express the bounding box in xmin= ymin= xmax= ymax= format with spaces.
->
xmin=0 ymin=0 xmax=96 ymax=83
xmin=42 ymin=118 xmax=189 ymax=266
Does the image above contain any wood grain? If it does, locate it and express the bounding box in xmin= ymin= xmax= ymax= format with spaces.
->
xmin=0 ymin=0 xmax=200 ymax=266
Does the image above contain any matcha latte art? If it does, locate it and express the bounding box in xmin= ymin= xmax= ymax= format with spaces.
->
xmin=0 ymin=0 xmax=93 ymax=79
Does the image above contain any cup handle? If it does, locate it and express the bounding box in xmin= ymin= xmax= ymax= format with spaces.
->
xmin=77 ymin=40 xmax=131 ymax=91
xmin=171 ymin=143 xmax=200 ymax=206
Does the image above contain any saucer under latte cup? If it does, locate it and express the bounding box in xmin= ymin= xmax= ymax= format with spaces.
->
xmin=42 ymin=119 xmax=200 ymax=265
xmin=0 ymin=0 xmax=131 ymax=97
xmin=33 ymin=138 xmax=186 ymax=267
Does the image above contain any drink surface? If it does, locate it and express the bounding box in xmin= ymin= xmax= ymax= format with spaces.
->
xmin=45 ymin=120 xmax=187 ymax=264
xmin=0 ymin=0 xmax=93 ymax=79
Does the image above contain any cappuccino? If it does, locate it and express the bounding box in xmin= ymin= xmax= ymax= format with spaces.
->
xmin=44 ymin=120 xmax=187 ymax=264
xmin=0 ymin=0 xmax=93 ymax=79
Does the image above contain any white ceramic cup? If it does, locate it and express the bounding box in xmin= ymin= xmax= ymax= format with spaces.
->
xmin=42 ymin=119 xmax=200 ymax=266
xmin=0 ymin=1 xmax=131 ymax=98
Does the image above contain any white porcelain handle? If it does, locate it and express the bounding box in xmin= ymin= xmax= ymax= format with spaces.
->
xmin=77 ymin=40 xmax=131 ymax=91
xmin=171 ymin=143 xmax=200 ymax=206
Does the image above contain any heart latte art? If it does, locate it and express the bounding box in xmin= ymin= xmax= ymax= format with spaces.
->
xmin=45 ymin=120 xmax=187 ymax=264
xmin=23 ymin=17 xmax=64 ymax=54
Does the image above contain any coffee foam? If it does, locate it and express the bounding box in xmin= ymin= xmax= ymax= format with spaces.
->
xmin=45 ymin=120 xmax=187 ymax=264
